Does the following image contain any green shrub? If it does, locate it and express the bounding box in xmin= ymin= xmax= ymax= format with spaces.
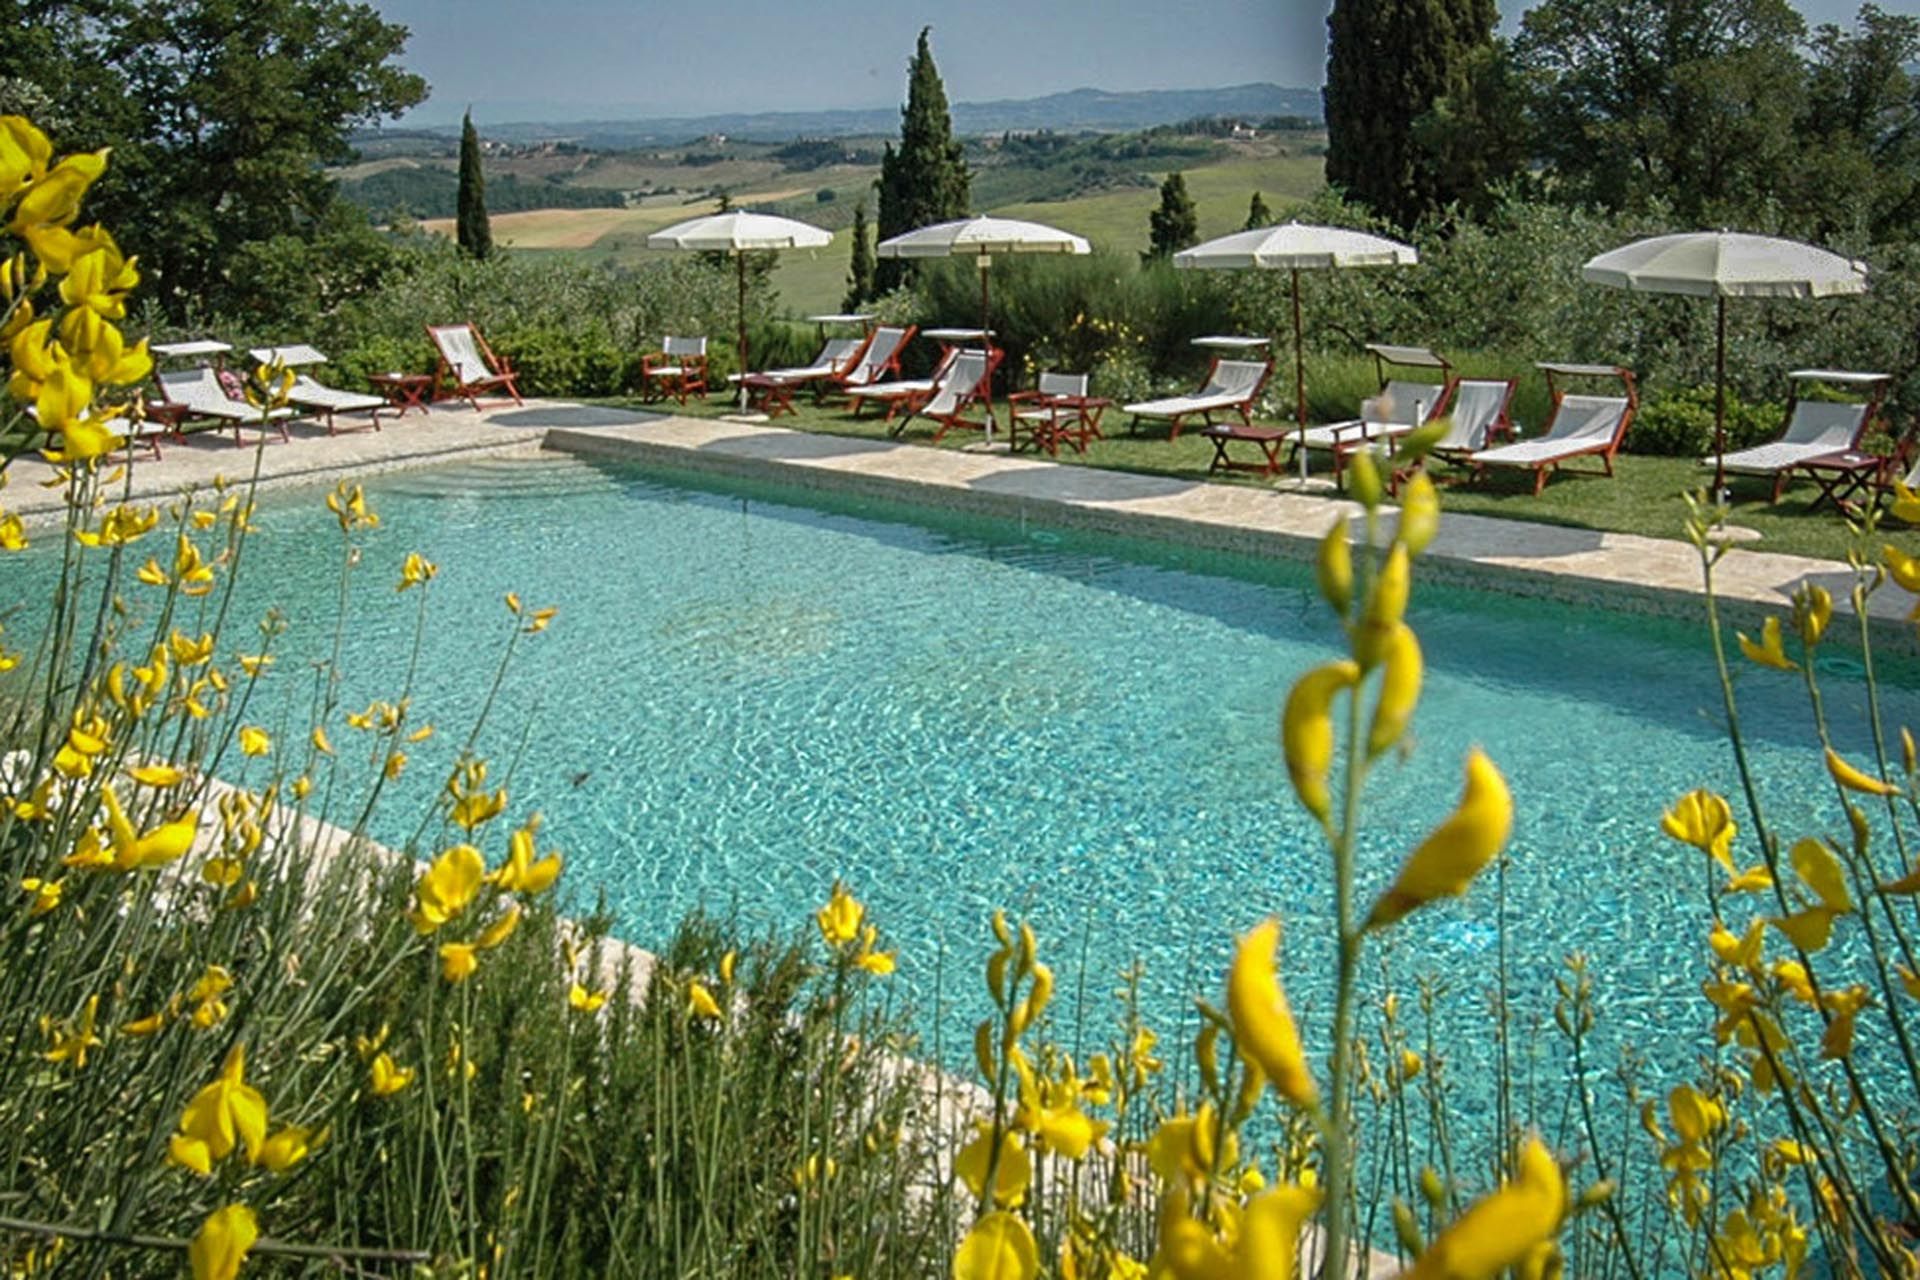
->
xmin=1628 ymin=384 xmax=1783 ymax=456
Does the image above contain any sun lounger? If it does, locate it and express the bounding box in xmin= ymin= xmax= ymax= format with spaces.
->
xmin=1468 ymin=362 xmax=1638 ymax=495
xmin=427 ymin=322 xmax=523 ymax=411
xmin=154 ymin=366 xmax=294 ymax=446
xmin=249 ymin=345 xmax=389 ymax=435
xmin=906 ymin=348 xmax=1005 ymax=441
xmin=1293 ymin=379 xmax=1454 ymax=456
xmin=640 ymin=335 xmax=709 ymax=404
xmin=1430 ymin=379 xmax=1518 ymax=462
xmin=737 ymin=334 xmax=870 ymax=387
xmin=829 ymin=325 xmax=915 ymax=397
xmin=733 ymin=334 xmax=873 ymax=416
xmin=1291 ymin=345 xmax=1457 ymax=459
xmin=847 ymin=345 xmax=957 ymax=423
xmin=1123 ymin=357 xmax=1271 ymax=440
xmin=1717 ymin=369 xmax=1889 ymax=501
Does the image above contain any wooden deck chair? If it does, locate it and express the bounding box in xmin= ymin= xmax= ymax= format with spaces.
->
xmin=640 ymin=335 xmax=710 ymax=404
xmin=1718 ymin=369 xmax=1890 ymax=501
xmin=1469 ymin=363 xmax=1638 ymax=495
xmin=740 ymin=332 xmax=872 ymax=387
xmin=907 ymin=348 xmax=1006 ymax=441
xmin=1010 ymin=372 xmax=1105 ymax=455
xmin=847 ymin=343 xmax=957 ymax=423
xmin=1429 ymin=378 xmax=1518 ymax=464
xmin=829 ymin=325 xmax=915 ymax=397
xmin=1291 ymin=344 xmax=1458 ymax=457
xmin=1122 ymin=357 xmax=1271 ymax=440
xmin=427 ymin=323 xmax=523 ymax=411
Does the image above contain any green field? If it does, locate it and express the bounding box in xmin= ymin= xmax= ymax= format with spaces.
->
xmin=456 ymin=146 xmax=1326 ymax=314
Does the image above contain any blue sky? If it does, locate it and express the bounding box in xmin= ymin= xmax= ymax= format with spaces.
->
xmin=371 ymin=0 xmax=1882 ymax=125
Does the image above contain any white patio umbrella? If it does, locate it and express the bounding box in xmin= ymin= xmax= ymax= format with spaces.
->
xmin=877 ymin=215 xmax=1091 ymax=437
xmin=1174 ymin=223 xmax=1419 ymax=475
xmin=1581 ymin=232 xmax=1868 ymax=494
xmin=648 ymin=211 xmax=833 ymax=407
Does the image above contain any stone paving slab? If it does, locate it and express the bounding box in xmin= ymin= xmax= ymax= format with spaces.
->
xmin=541 ymin=414 xmax=1913 ymax=650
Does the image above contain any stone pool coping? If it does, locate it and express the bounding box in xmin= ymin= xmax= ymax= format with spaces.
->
xmin=8 ymin=399 xmax=1902 ymax=650
xmin=540 ymin=414 xmax=1913 ymax=650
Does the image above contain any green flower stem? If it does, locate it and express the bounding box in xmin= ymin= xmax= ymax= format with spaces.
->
xmin=0 ymin=1213 xmax=431 ymax=1266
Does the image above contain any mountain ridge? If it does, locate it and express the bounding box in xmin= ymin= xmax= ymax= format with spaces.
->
xmin=373 ymin=82 xmax=1320 ymax=147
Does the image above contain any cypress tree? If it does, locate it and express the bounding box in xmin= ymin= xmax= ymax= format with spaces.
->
xmin=875 ymin=27 xmax=970 ymax=292
xmin=1144 ymin=171 xmax=1199 ymax=261
xmin=1324 ymin=0 xmax=1500 ymax=227
xmin=455 ymin=109 xmax=491 ymax=260
xmin=1246 ymin=190 xmax=1273 ymax=230
xmin=844 ymin=199 xmax=875 ymax=308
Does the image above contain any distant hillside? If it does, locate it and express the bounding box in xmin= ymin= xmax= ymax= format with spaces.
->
xmin=366 ymin=83 xmax=1319 ymax=148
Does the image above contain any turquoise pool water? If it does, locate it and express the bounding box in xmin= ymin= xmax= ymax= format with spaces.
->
xmin=14 ymin=455 xmax=1910 ymax=1135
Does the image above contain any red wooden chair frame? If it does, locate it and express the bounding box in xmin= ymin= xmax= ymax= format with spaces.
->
xmin=640 ymin=336 xmax=711 ymax=405
xmin=426 ymin=322 xmax=523 ymax=411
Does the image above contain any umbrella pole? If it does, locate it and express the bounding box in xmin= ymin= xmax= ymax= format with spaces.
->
xmin=979 ymin=255 xmax=996 ymax=441
xmin=736 ymin=251 xmax=750 ymax=412
xmin=1293 ymin=267 xmax=1307 ymax=481
xmin=1713 ymin=295 xmax=1727 ymax=500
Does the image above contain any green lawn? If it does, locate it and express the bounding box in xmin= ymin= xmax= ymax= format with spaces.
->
xmin=619 ymin=393 xmax=1907 ymax=564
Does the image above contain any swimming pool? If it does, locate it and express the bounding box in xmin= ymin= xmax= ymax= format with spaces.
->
xmin=19 ymin=453 xmax=1909 ymax=1129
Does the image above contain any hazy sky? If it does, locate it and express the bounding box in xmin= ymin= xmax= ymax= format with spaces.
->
xmin=370 ymin=0 xmax=1885 ymax=125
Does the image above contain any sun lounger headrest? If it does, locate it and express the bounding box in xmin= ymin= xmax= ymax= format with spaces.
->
xmin=1365 ymin=343 xmax=1448 ymax=369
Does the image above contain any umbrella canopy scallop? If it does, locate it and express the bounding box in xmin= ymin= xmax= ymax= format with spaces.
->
xmin=646 ymin=211 xmax=833 ymax=253
xmin=1172 ymin=222 xmax=1419 ymax=272
xmin=1580 ymin=232 xmax=1866 ymax=299
xmin=875 ymin=215 xmax=1090 ymax=259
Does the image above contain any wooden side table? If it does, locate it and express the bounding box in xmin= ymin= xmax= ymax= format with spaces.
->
xmin=1796 ymin=450 xmax=1887 ymax=512
xmin=1201 ymin=424 xmax=1291 ymax=477
xmin=368 ymin=372 xmax=432 ymax=415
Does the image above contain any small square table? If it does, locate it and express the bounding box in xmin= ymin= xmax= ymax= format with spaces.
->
xmin=1796 ymin=450 xmax=1888 ymax=512
xmin=1201 ymin=423 xmax=1292 ymax=477
xmin=368 ymin=372 xmax=433 ymax=415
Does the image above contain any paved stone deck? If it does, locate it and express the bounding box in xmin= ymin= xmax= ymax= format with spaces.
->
xmin=8 ymin=399 xmax=1900 ymax=652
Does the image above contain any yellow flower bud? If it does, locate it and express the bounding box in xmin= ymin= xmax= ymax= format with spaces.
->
xmin=1366 ymin=749 xmax=1513 ymax=930
xmin=1280 ymin=660 xmax=1360 ymax=823
xmin=1355 ymin=543 xmax=1410 ymax=668
xmin=1825 ymin=747 xmax=1897 ymax=796
xmin=1403 ymin=1137 xmax=1563 ymax=1279
xmin=1226 ymin=917 xmax=1317 ymax=1109
xmin=1366 ymin=622 xmax=1422 ymax=759
xmin=1349 ymin=446 xmax=1383 ymax=507
xmin=1735 ymin=616 xmax=1796 ymax=672
xmin=1317 ymin=517 xmax=1352 ymax=616
xmin=1397 ymin=470 xmax=1439 ymax=555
